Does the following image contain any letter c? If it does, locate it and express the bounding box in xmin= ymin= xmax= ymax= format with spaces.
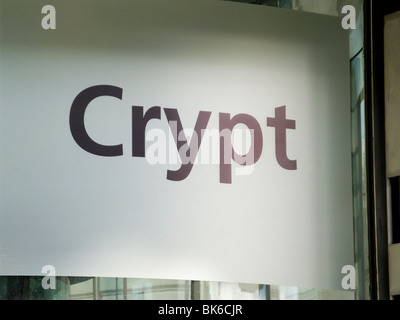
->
xmin=69 ymin=85 xmax=123 ymax=156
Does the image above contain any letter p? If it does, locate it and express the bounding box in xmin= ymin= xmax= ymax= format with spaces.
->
xmin=219 ymin=113 xmax=263 ymax=184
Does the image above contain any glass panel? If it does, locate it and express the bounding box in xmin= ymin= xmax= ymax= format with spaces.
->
xmin=0 ymin=0 xmax=368 ymax=300
xmin=350 ymin=50 xmax=369 ymax=300
xmin=0 ymin=276 xmax=69 ymax=300
xmin=269 ymin=285 xmax=354 ymax=300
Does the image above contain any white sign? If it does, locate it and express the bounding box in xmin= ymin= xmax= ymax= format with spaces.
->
xmin=0 ymin=0 xmax=353 ymax=290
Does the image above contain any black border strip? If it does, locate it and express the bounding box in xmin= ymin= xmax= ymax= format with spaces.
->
xmin=364 ymin=0 xmax=390 ymax=300
xmin=389 ymin=177 xmax=400 ymax=244
xmin=383 ymin=2 xmax=400 ymax=16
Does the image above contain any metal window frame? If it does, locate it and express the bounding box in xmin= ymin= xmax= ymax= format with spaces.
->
xmin=364 ymin=0 xmax=400 ymax=300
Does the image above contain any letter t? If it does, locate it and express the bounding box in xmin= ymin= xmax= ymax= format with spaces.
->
xmin=267 ymin=106 xmax=297 ymax=170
